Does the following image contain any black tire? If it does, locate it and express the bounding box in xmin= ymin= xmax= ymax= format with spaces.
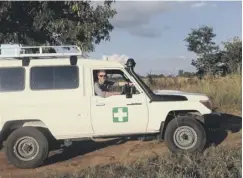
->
xmin=164 ymin=116 xmax=206 ymax=153
xmin=4 ymin=127 xmax=49 ymax=169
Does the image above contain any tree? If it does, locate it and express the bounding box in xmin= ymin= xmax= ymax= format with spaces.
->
xmin=185 ymin=25 xmax=218 ymax=55
xmin=146 ymin=72 xmax=156 ymax=86
xmin=184 ymin=25 xmax=220 ymax=74
xmin=221 ymin=37 xmax=242 ymax=73
xmin=177 ymin=70 xmax=195 ymax=78
xmin=185 ymin=25 xmax=242 ymax=76
xmin=183 ymin=71 xmax=195 ymax=78
xmin=178 ymin=70 xmax=184 ymax=76
xmin=0 ymin=1 xmax=117 ymax=52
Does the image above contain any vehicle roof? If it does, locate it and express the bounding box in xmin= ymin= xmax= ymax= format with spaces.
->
xmin=0 ymin=57 xmax=125 ymax=68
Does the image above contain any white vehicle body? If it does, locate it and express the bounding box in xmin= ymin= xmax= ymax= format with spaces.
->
xmin=0 ymin=45 xmax=213 ymax=169
xmin=0 ymin=58 xmax=212 ymax=139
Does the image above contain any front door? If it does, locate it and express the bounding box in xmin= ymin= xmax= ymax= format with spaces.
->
xmin=90 ymin=69 xmax=149 ymax=136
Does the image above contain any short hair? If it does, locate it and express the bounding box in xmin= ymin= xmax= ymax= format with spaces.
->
xmin=97 ymin=70 xmax=106 ymax=75
xmin=94 ymin=70 xmax=106 ymax=82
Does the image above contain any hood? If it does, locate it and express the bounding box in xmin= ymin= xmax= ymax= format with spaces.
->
xmin=153 ymin=89 xmax=209 ymax=101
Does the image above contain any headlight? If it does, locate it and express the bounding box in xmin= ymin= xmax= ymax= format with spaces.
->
xmin=200 ymin=100 xmax=213 ymax=110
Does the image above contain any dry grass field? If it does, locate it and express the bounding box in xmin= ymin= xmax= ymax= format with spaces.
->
xmin=146 ymin=74 xmax=242 ymax=114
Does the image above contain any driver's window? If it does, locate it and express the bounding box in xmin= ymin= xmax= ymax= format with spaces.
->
xmin=93 ymin=69 xmax=140 ymax=95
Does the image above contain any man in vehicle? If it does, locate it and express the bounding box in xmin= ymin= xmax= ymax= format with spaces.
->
xmin=94 ymin=70 xmax=121 ymax=97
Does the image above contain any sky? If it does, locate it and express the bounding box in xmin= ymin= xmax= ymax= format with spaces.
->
xmin=89 ymin=1 xmax=242 ymax=76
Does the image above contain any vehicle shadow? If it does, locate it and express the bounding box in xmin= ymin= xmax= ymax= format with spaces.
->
xmin=43 ymin=138 xmax=130 ymax=166
xmin=203 ymin=112 xmax=242 ymax=147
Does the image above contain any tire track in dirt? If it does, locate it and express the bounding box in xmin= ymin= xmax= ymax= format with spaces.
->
xmin=0 ymin=130 xmax=241 ymax=178
xmin=0 ymin=139 xmax=169 ymax=178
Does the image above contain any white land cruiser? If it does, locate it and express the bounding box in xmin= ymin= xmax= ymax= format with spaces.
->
xmin=0 ymin=45 xmax=213 ymax=169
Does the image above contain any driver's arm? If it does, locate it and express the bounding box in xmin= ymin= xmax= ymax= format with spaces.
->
xmin=106 ymin=79 xmax=132 ymax=87
xmin=118 ymin=81 xmax=133 ymax=87
xmin=94 ymin=82 xmax=120 ymax=98
xmin=94 ymin=82 xmax=106 ymax=97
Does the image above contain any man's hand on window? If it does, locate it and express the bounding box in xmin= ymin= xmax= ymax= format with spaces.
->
xmin=104 ymin=91 xmax=121 ymax=97
xmin=125 ymin=82 xmax=134 ymax=87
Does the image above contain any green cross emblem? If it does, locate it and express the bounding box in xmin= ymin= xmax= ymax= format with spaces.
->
xmin=112 ymin=107 xmax=128 ymax=123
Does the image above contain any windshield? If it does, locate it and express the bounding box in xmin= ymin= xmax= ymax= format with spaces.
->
xmin=133 ymin=72 xmax=155 ymax=94
xmin=125 ymin=68 xmax=155 ymax=97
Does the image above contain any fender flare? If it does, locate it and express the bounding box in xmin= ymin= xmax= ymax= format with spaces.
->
xmin=0 ymin=119 xmax=51 ymax=144
xmin=158 ymin=110 xmax=205 ymax=140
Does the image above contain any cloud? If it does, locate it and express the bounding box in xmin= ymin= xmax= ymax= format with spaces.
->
xmin=128 ymin=25 xmax=171 ymax=38
xmin=190 ymin=2 xmax=207 ymax=8
xmin=109 ymin=1 xmax=174 ymax=38
xmin=102 ymin=54 xmax=129 ymax=65
xmin=100 ymin=54 xmax=195 ymax=75
xmin=96 ymin=53 xmax=196 ymax=76
xmin=190 ymin=2 xmax=218 ymax=9
xmin=178 ymin=55 xmax=187 ymax=60
xmin=94 ymin=1 xmax=217 ymax=38
xmin=109 ymin=1 xmax=212 ymax=38
xmin=128 ymin=27 xmax=162 ymax=38
xmin=111 ymin=1 xmax=171 ymax=28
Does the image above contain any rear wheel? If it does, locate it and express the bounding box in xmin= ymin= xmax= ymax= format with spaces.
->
xmin=164 ymin=116 xmax=206 ymax=153
xmin=5 ymin=127 xmax=49 ymax=169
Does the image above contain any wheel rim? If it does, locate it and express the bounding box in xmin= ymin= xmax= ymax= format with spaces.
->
xmin=173 ymin=126 xmax=198 ymax=150
xmin=13 ymin=136 xmax=39 ymax=161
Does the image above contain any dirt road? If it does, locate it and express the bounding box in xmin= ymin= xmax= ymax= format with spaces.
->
xmin=0 ymin=138 xmax=170 ymax=178
xmin=0 ymin=112 xmax=241 ymax=178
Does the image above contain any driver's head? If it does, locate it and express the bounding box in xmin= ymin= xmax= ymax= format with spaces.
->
xmin=97 ymin=70 xmax=107 ymax=84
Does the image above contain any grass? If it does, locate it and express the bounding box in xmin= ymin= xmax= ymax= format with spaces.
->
xmin=45 ymin=145 xmax=242 ymax=178
xmin=147 ymin=73 xmax=242 ymax=114
xmin=45 ymin=74 xmax=242 ymax=178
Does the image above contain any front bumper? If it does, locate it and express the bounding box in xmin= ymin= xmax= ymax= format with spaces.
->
xmin=203 ymin=112 xmax=224 ymax=128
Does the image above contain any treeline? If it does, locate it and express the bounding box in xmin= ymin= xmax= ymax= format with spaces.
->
xmin=142 ymin=26 xmax=242 ymax=79
xmin=184 ymin=26 xmax=241 ymax=77
xmin=0 ymin=1 xmax=117 ymax=52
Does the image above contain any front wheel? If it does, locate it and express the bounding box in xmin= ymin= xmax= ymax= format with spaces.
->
xmin=5 ymin=127 xmax=49 ymax=169
xmin=164 ymin=116 xmax=206 ymax=153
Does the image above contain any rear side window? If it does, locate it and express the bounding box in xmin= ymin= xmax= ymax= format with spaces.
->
xmin=30 ymin=66 xmax=79 ymax=90
xmin=0 ymin=67 xmax=25 ymax=92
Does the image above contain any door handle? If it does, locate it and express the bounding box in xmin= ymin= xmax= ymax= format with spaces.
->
xmin=127 ymin=103 xmax=142 ymax=106
xmin=96 ymin=103 xmax=105 ymax=106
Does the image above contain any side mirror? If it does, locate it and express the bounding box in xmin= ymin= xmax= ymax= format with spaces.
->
xmin=123 ymin=84 xmax=132 ymax=98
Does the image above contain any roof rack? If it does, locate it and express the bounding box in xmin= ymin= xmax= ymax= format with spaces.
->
xmin=0 ymin=45 xmax=82 ymax=58
xmin=0 ymin=45 xmax=83 ymax=66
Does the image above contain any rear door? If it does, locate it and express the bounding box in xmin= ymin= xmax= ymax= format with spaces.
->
xmin=28 ymin=65 xmax=94 ymax=138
